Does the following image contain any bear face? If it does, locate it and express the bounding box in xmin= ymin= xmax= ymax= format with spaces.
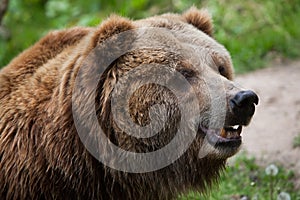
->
xmin=0 ymin=7 xmax=258 ymax=200
xmin=88 ymin=8 xmax=258 ymax=161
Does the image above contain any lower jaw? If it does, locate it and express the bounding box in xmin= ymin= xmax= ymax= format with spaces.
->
xmin=207 ymin=133 xmax=242 ymax=148
xmin=197 ymin=134 xmax=242 ymax=159
xmin=197 ymin=126 xmax=243 ymax=152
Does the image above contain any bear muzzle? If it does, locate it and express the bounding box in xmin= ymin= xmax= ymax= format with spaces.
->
xmin=198 ymin=89 xmax=259 ymax=152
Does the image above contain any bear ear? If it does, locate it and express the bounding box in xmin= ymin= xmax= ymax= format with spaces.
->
xmin=183 ymin=7 xmax=213 ymax=37
xmin=92 ymin=15 xmax=135 ymax=46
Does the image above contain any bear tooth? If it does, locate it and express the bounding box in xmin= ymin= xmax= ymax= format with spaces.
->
xmin=230 ymin=125 xmax=238 ymax=130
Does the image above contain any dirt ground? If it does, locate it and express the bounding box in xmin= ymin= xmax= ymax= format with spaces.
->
xmin=233 ymin=60 xmax=300 ymax=187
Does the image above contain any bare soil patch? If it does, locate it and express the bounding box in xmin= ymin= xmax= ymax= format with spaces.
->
xmin=234 ymin=60 xmax=300 ymax=187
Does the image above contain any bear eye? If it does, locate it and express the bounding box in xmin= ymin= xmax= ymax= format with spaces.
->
xmin=218 ymin=65 xmax=226 ymax=76
xmin=177 ymin=68 xmax=197 ymax=79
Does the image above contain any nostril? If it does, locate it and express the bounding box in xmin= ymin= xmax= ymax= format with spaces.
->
xmin=231 ymin=90 xmax=259 ymax=108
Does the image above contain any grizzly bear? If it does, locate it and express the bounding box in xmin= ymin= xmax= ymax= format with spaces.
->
xmin=0 ymin=7 xmax=258 ymax=200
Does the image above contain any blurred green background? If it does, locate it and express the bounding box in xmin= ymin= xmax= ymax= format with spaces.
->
xmin=1 ymin=0 xmax=300 ymax=73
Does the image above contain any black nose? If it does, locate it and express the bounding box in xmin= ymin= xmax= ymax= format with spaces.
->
xmin=230 ymin=90 xmax=259 ymax=124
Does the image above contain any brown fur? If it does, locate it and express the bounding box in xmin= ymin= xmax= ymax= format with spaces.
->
xmin=0 ymin=8 xmax=244 ymax=200
xmin=183 ymin=6 xmax=214 ymax=37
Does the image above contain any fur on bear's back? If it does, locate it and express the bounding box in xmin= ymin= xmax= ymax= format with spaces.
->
xmin=0 ymin=10 xmax=228 ymax=200
xmin=0 ymin=27 xmax=92 ymax=199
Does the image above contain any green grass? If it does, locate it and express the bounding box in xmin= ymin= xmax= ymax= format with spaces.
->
xmin=178 ymin=154 xmax=300 ymax=200
xmin=205 ymin=0 xmax=300 ymax=73
xmin=1 ymin=0 xmax=300 ymax=73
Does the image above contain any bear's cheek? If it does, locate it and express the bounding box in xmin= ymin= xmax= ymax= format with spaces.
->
xmin=127 ymin=84 xmax=180 ymax=127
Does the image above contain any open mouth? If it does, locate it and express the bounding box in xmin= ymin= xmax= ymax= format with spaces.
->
xmin=199 ymin=125 xmax=243 ymax=148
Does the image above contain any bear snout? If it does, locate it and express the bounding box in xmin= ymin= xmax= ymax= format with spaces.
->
xmin=229 ymin=90 xmax=259 ymax=125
